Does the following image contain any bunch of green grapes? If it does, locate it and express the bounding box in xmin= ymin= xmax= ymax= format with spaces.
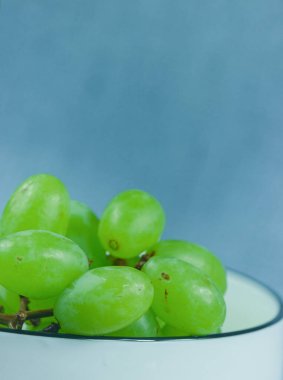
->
xmin=0 ymin=174 xmax=227 ymax=338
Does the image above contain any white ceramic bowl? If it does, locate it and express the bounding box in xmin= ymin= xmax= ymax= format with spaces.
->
xmin=0 ymin=269 xmax=282 ymax=380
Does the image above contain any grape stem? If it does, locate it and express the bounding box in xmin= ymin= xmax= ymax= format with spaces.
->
xmin=135 ymin=251 xmax=155 ymax=270
xmin=0 ymin=308 xmax=54 ymax=330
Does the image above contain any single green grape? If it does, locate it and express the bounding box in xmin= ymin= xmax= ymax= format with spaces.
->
xmin=98 ymin=189 xmax=165 ymax=259
xmin=1 ymin=174 xmax=70 ymax=236
xmin=142 ymin=256 xmax=226 ymax=335
xmin=0 ymin=230 xmax=89 ymax=299
xmin=0 ymin=284 xmax=20 ymax=314
xmin=66 ymin=200 xmax=108 ymax=268
xmin=54 ymin=266 xmax=154 ymax=336
xmin=147 ymin=240 xmax=227 ymax=293
xmin=106 ymin=309 xmax=158 ymax=338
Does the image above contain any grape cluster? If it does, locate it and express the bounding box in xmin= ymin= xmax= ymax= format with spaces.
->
xmin=0 ymin=174 xmax=226 ymax=337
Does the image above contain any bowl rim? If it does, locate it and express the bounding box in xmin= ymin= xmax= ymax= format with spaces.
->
xmin=0 ymin=268 xmax=282 ymax=341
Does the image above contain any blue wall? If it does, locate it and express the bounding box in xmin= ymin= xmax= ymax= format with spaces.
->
xmin=1 ymin=1 xmax=283 ymax=294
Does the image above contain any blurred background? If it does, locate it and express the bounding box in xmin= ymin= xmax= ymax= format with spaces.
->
xmin=0 ymin=1 xmax=283 ymax=294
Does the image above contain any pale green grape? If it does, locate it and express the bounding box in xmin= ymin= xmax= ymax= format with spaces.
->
xmin=142 ymin=257 xmax=226 ymax=335
xmin=1 ymin=174 xmax=70 ymax=236
xmin=0 ymin=230 xmax=88 ymax=299
xmin=148 ymin=240 xmax=227 ymax=293
xmin=0 ymin=284 xmax=20 ymax=314
xmin=54 ymin=266 xmax=154 ymax=335
xmin=98 ymin=189 xmax=165 ymax=259
xmin=106 ymin=310 xmax=158 ymax=338
xmin=66 ymin=200 xmax=108 ymax=268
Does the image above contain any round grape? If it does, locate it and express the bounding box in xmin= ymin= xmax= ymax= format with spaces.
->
xmin=1 ymin=174 xmax=70 ymax=236
xmin=54 ymin=266 xmax=154 ymax=335
xmin=142 ymin=256 xmax=226 ymax=335
xmin=0 ymin=230 xmax=89 ymax=299
xmin=98 ymin=189 xmax=165 ymax=259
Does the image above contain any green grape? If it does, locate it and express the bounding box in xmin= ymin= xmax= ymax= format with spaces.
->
xmin=98 ymin=189 xmax=165 ymax=259
xmin=66 ymin=200 xmax=108 ymax=268
xmin=106 ymin=309 xmax=158 ymax=338
xmin=142 ymin=257 xmax=226 ymax=335
xmin=54 ymin=266 xmax=154 ymax=336
xmin=1 ymin=174 xmax=70 ymax=236
xmin=0 ymin=230 xmax=88 ymax=299
xmin=147 ymin=240 xmax=227 ymax=294
xmin=0 ymin=284 xmax=20 ymax=314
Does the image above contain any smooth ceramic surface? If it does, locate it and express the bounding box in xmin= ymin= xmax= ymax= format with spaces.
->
xmin=0 ymin=270 xmax=282 ymax=380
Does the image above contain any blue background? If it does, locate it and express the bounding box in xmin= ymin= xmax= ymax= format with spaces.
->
xmin=1 ymin=1 xmax=283 ymax=294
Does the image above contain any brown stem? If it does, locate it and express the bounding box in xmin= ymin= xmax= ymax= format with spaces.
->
xmin=29 ymin=318 xmax=41 ymax=327
xmin=25 ymin=309 xmax=54 ymax=320
xmin=10 ymin=296 xmax=31 ymax=329
xmin=19 ymin=296 xmax=29 ymax=312
xmin=112 ymin=258 xmax=127 ymax=266
xmin=0 ymin=309 xmax=54 ymax=329
xmin=88 ymin=259 xmax=94 ymax=267
xmin=0 ymin=313 xmax=13 ymax=325
xmin=135 ymin=251 xmax=155 ymax=270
